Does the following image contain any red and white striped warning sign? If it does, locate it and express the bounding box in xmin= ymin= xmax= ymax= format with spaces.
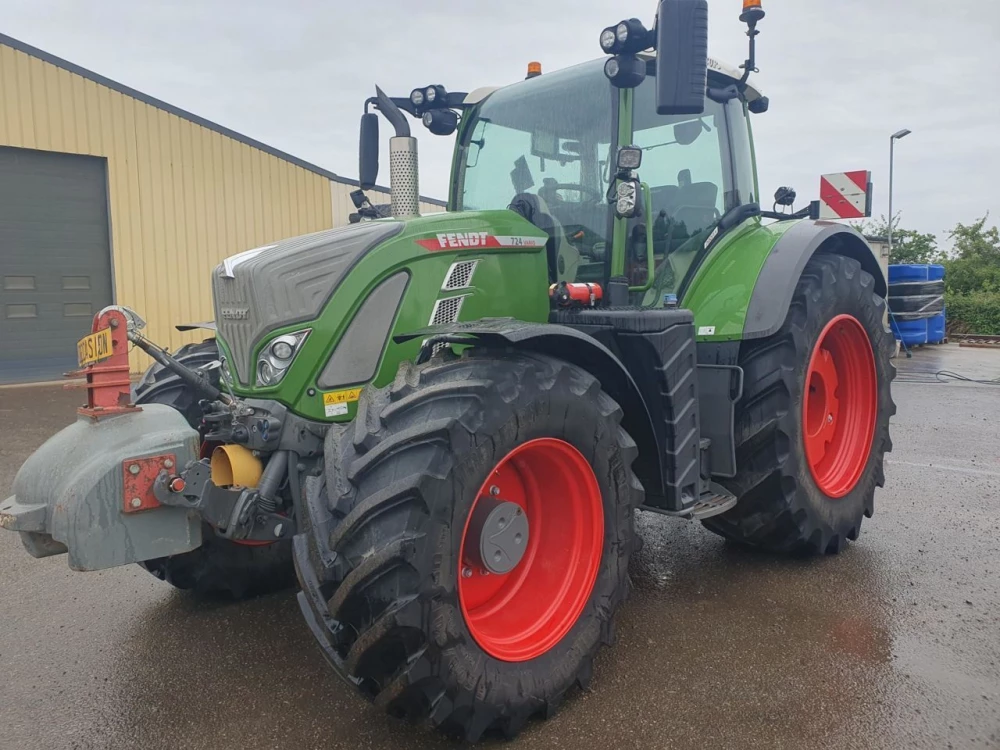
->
xmin=818 ymin=170 xmax=872 ymax=220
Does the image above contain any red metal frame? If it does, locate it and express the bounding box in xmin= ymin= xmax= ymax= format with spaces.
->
xmin=65 ymin=309 xmax=140 ymax=420
xmin=121 ymin=453 xmax=176 ymax=513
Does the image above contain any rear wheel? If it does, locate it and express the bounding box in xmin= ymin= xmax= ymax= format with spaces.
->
xmin=133 ymin=339 xmax=296 ymax=598
xmin=294 ymin=350 xmax=642 ymax=741
xmin=703 ymin=254 xmax=895 ymax=554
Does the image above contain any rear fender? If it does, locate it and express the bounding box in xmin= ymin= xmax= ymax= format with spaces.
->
xmin=0 ymin=404 xmax=202 ymax=571
xmin=682 ymin=219 xmax=886 ymax=342
xmin=744 ymin=221 xmax=886 ymax=340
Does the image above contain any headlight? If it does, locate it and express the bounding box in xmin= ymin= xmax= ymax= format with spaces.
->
xmin=616 ymin=22 xmax=630 ymax=43
xmin=257 ymin=359 xmax=277 ymax=386
xmin=410 ymin=88 xmax=425 ymax=107
xmin=604 ymin=57 xmax=620 ymax=79
xmin=614 ymin=180 xmax=639 ymax=218
xmin=271 ymin=340 xmax=294 ymax=360
xmin=424 ymin=86 xmax=437 ymax=103
xmin=256 ymin=329 xmax=309 ymax=387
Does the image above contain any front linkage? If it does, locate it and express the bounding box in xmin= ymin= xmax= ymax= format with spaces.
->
xmin=1 ymin=306 xmax=315 ymax=569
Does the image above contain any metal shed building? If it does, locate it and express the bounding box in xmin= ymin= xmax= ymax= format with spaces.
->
xmin=0 ymin=33 xmax=443 ymax=383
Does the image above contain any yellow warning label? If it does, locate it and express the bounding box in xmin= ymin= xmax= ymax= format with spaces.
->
xmin=323 ymin=388 xmax=362 ymax=406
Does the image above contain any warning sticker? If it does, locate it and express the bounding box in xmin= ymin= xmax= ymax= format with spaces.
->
xmin=323 ymin=387 xmax=362 ymax=417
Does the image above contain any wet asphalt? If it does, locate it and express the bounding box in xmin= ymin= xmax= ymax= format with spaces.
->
xmin=1 ymin=343 xmax=998 ymax=750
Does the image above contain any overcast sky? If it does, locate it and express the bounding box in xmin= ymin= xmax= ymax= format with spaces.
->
xmin=4 ymin=0 xmax=999 ymax=246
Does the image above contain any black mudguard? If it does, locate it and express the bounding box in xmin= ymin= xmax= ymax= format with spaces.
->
xmin=395 ymin=315 xmax=698 ymax=511
xmin=745 ymin=221 xmax=887 ymax=340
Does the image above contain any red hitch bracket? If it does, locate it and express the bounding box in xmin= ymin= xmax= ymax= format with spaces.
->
xmin=122 ymin=454 xmax=177 ymax=513
xmin=65 ymin=309 xmax=141 ymax=420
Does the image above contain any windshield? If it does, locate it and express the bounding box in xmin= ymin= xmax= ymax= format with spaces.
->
xmin=455 ymin=60 xmax=615 ymax=283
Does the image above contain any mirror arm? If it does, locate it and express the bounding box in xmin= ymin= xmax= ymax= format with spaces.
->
xmin=374 ymin=86 xmax=410 ymax=138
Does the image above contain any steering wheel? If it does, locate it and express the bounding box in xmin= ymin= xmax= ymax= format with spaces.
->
xmin=539 ymin=183 xmax=604 ymax=204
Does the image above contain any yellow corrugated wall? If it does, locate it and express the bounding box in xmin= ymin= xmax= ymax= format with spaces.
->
xmin=0 ymin=43 xmax=334 ymax=371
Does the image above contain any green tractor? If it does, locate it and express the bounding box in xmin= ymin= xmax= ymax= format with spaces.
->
xmin=2 ymin=0 xmax=895 ymax=741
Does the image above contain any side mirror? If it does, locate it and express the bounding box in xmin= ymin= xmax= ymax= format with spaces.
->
xmin=674 ymin=119 xmax=706 ymax=146
xmin=359 ymin=113 xmax=379 ymax=190
xmin=655 ymin=0 xmax=709 ymax=115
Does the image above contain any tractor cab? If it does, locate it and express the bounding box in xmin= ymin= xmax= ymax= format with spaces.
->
xmin=451 ymin=55 xmax=765 ymax=302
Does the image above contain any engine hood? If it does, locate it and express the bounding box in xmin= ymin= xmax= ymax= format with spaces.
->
xmin=212 ymin=220 xmax=403 ymax=384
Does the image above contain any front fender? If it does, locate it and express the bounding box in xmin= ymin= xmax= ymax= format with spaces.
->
xmin=394 ymin=319 xmax=663 ymax=503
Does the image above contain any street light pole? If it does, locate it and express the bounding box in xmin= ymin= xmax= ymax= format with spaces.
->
xmin=888 ymin=128 xmax=912 ymax=254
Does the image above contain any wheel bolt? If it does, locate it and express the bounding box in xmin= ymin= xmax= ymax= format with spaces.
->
xmin=489 ymin=485 xmax=500 ymax=496
xmin=827 ymin=414 xmax=834 ymax=424
xmin=130 ymin=497 xmax=142 ymax=508
xmin=128 ymin=464 xmax=140 ymax=475
xmin=462 ymin=566 xmax=473 ymax=578
xmin=163 ymin=459 xmax=174 ymax=469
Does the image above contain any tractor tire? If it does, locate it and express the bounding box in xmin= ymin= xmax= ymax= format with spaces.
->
xmin=887 ymin=280 xmax=944 ymax=297
xmin=294 ymin=350 xmax=642 ymax=741
xmin=131 ymin=338 xmax=222 ymax=431
xmin=703 ymin=254 xmax=895 ymax=554
xmin=888 ymin=294 xmax=945 ymax=315
xmin=133 ymin=339 xmax=296 ymax=599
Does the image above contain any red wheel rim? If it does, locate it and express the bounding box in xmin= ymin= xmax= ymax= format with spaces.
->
xmin=458 ymin=438 xmax=604 ymax=662
xmin=803 ymin=314 xmax=878 ymax=498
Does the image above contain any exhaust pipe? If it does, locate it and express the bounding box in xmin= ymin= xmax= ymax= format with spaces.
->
xmin=375 ymin=86 xmax=420 ymax=218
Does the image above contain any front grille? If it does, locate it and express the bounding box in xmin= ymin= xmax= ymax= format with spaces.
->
xmin=212 ymin=221 xmax=402 ymax=384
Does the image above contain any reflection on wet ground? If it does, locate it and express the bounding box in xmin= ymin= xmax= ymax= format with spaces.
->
xmin=1 ymin=344 xmax=997 ymax=749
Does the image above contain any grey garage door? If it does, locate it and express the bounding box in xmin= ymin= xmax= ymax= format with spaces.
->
xmin=0 ymin=147 xmax=113 ymax=383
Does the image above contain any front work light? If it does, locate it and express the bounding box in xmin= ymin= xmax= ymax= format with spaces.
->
xmin=422 ymin=108 xmax=458 ymax=136
xmin=600 ymin=18 xmax=651 ymax=55
xmin=409 ymin=88 xmax=425 ymax=107
xmin=600 ymin=27 xmax=618 ymax=53
xmin=604 ymin=54 xmax=646 ymax=89
xmin=617 ymin=146 xmax=642 ymax=171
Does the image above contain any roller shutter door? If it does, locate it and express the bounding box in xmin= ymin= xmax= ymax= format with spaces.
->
xmin=0 ymin=147 xmax=113 ymax=383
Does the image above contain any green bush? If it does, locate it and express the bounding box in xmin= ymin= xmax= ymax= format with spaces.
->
xmin=945 ymin=291 xmax=1000 ymax=335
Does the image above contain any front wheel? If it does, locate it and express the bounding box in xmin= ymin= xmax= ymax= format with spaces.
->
xmin=294 ymin=350 xmax=642 ymax=741
xmin=703 ymin=253 xmax=896 ymax=554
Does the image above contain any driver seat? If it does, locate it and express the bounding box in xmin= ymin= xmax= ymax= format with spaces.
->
xmin=509 ymin=193 xmax=581 ymax=282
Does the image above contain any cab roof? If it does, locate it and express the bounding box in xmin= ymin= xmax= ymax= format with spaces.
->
xmin=465 ymin=55 xmax=763 ymax=106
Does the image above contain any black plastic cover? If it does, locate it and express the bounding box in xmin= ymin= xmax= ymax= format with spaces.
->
xmin=552 ymin=307 xmax=700 ymax=510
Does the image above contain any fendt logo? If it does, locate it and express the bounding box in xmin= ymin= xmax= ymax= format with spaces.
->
xmin=415 ymin=233 xmax=546 ymax=252
xmin=434 ymin=232 xmax=489 ymax=249
xmin=220 ymin=306 xmax=250 ymax=320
